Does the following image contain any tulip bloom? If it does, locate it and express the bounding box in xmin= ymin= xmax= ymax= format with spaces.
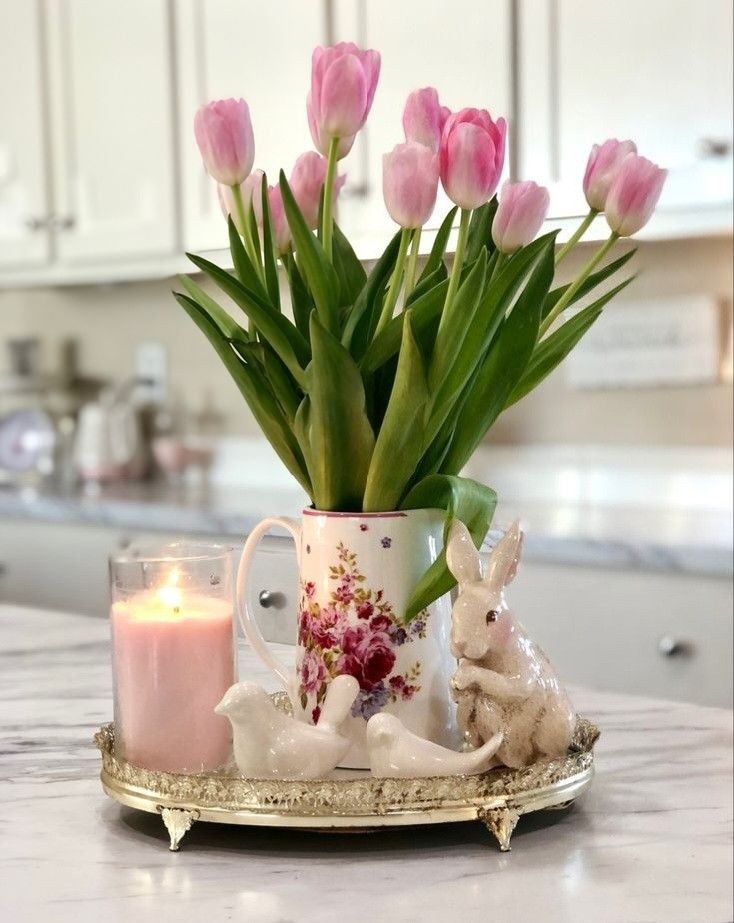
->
xmin=583 ymin=139 xmax=637 ymax=212
xmin=605 ymin=154 xmax=667 ymax=236
xmin=492 ymin=181 xmax=550 ymax=253
xmin=403 ymin=87 xmax=450 ymax=153
xmin=194 ymin=98 xmax=254 ymax=186
xmin=290 ymin=152 xmax=346 ymax=229
xmin=266 ymin=185 xmax=291 ymax=254
xmin=382 ymin=142 xmax=439 ymax=229
xmin=440 ymin=108 xmax=507 ymax=209
xmin=307 ymin=43 xmax=380 ymax=159
xmin=218 ymin=170 xmax=265 ymax=233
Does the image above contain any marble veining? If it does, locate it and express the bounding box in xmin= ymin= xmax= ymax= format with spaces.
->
xmin=0 ymin=604 xmax=732 ymax=922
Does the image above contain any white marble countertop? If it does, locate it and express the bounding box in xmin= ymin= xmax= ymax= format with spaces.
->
xmin=1 ymin=604 xmax=732 ymax=923
xmin=2 ymin=443 xmax=731 ymax=576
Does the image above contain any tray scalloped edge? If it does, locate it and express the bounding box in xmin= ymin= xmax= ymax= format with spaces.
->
xmin=95 ymin=711 xmax=599 ymax=852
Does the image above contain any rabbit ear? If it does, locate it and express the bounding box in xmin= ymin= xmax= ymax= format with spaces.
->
xmin=485 ymin=521 xmax=524 ymax=589
xmin=446 ymin=519 xmax=482 ymax=587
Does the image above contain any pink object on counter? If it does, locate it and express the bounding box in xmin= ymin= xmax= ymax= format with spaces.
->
xmin=111 ymin=590 xmax=235 ymax=773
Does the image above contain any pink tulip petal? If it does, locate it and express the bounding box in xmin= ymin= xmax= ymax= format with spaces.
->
xmin=320 ymin=53 xmax=368 ymax=138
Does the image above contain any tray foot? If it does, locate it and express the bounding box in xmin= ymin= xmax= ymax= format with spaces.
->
xmin=160 ymin=807 xmax=199 ymax=851
xmin=478 ymin=807 xmax=520 ymax=851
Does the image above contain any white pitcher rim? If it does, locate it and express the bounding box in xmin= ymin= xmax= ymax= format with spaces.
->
xmin=303 ymin=507 xmax=442 ymax=519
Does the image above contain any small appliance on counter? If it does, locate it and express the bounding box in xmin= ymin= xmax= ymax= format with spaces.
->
xmin=74 ymin=377 xmax=148 ymax=484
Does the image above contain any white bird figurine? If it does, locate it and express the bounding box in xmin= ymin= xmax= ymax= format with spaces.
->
xmin=214 ymin=674 xmax=359 ymax=780
xmin=366 ymin=712 xmax=504 ymax=778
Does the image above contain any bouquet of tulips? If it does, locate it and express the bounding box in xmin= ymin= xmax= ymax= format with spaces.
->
xmin=176 ymin=43 xmax=666 ymax=616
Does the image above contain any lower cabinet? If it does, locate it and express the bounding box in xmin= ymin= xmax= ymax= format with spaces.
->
xmin=1 ymin=519 xmax=730 ymax=706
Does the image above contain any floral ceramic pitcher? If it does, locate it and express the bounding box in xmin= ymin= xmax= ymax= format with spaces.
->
xmin=237 ymin=508 xmax=460 ymax=768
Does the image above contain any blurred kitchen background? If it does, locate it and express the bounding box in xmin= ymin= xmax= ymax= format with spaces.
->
xmin=1 ymin=1 xmax=732 ymax=706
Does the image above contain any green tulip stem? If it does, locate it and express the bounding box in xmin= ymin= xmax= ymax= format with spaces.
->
xmin=374 ymin=227 xmax=411 ymax=337
xmin=321 ymin=136 xmax=340 ymax=261
xmin=491 ymin=250 xmax=508 ymax=279
xmin=404 ymin=227 xmax=422 ymax=300
xmin=437 ymin=207 xmax=470 ymax=340
xmin=539 ymin=230 xmax=618 ymax=338
xmin=555 ymin=208 xmax=598 ymax=265
xmin=231 ymin=182 xmax=264 ymax=282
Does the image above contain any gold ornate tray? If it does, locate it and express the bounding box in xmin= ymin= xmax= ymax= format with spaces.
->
xmin=95 ymin=703 xmax=598 ymax=852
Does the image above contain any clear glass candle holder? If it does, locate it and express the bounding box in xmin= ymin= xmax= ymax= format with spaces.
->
xmin=110 ymin=542 xmax=236 ymax=773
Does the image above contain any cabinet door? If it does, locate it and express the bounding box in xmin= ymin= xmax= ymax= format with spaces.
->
xmin=334 ymin=0 xmax=513 ymax=252
xmin=518 ymin=0 xmax=734 ymax=218
xmin=176 ymin=0 xmax=326 ymax=254
xmin=43 ymin=0 xmax=177 ymax=263
xmin=0 ymin=1 xmax=51 ymax=269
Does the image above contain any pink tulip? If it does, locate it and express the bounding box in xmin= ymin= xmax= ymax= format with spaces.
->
xmin=194 ymin=98 xmax=255 ymax=186
xmin=403 ymin=87 xmax=451 ymax=153
xmin=307 ymin=43 xmax=380 ymax=159
xmin=491 ymin=180 xmax=550 ymax=253
xmin=605 ymin=154 xmax=667 ymax=236
xmin=290 ymin=152 xmax=346 ymax=229
xmin=217 ymin=170 xmax=265 ymax=233
xmin=583 ymin=139 xmax=637 ymax=212
xmin=266 ymin=185 xmax=291 ymax=254
xmin=440 ymin=108 xmax=507 ymax=209
xmin=382 ymin=142 xmax=440 ymax=229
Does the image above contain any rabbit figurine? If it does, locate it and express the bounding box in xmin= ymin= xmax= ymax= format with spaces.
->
xmin=446 ymin=519 xmax=575 ymax=769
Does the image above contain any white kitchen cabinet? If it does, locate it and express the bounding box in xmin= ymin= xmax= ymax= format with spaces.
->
xmin=175 ymin=0 xmax=327 ymax=254
xmin=43 ymin=0 xmax=177 ymax=263
xmin=332 ymin=0 xmax=513 ymax=249
xmin=0 ymin=519 xmax=298 ymax=646
xmin=0 ymin=1 xmax=51 ymax=270
xmin=518 ymin=0 xmax=734 ymax=219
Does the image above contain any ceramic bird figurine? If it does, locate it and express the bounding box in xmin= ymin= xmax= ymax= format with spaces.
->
xmin=214 ymin=674 xmax=359 ymax=779
xmin=447 ymin=519 xmax=576 ymax=769
xmin=366 ymin=712 xmax=503 ymax=778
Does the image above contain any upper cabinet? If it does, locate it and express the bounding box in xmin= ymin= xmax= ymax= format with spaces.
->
xmin=176 ymin=0 xmax=327 ymax=254
xmin=518 ymin=0 xmax=734 ymax=219
xmin=0 ymin=2 xmax=51 ymax=270
xmin=332 ymin=0 xmax=513 ymax=248
xmin=0 ymin=1 xmax=731 ymax=286
xmin=44 ymin=0 xmax=177 ymax=263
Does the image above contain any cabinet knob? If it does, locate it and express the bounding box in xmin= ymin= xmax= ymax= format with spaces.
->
xmin=25 ymin=216 xmax=48 ymax=232
xmin=697 ymin=137 xmax=731 ymax=159
xmin=49 ymin=214 xmax=76 ymax=231
xmin=258 ymin=589 xmax=285 ymax=609
xmin=658 ymin=636 xmax=693 ymax=657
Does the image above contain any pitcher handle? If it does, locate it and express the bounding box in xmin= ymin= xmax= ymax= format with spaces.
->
xmin=236 ymin=516 xmax=301 ymax=692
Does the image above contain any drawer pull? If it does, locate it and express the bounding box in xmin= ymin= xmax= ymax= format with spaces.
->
xmin=258 ymin=589 xmax=285 ymax=609
xmin=658 ymin=636 xmax=693 ymax=657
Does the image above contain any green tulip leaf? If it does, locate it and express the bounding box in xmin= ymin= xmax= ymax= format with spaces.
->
xmin=259 ymin=175 xmax=282 ymax=310
xmin=401 ymin=474 xmax=498 ymax=621
xmin=305 ymin=313 xmax=376 ymax=511
xmin=363 ymin=311 xmax=429 ymax=511
xmin=186 ymin=251 xmax=309 ymax=386
xmin=279 ymin=171 xmax=339 ymax=334
xmin=174 ymin=292 xmax=311 ymax=495
xmin=543 ymin=247 xmax=636 ymax=318
xmin=342 ymin=230 xmax=403 ymax=358
xmin=508 ymin=274 xmax=635 ymax=406
xmin=441 ymin=233 xmax=557 ymax=474
xmin=419 ymin=207 xmax=458 ymax=283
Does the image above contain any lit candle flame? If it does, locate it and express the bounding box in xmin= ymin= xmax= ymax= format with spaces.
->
xmin=157 ymin=567 xmax=183 ymax=611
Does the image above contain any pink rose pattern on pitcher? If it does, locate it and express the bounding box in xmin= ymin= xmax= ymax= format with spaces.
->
xmin=297 ymin=541 xmax=426 ymax=722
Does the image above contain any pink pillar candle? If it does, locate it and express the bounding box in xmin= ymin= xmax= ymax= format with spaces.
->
xmin=111 ymin=588 xmax=235 ymax=773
